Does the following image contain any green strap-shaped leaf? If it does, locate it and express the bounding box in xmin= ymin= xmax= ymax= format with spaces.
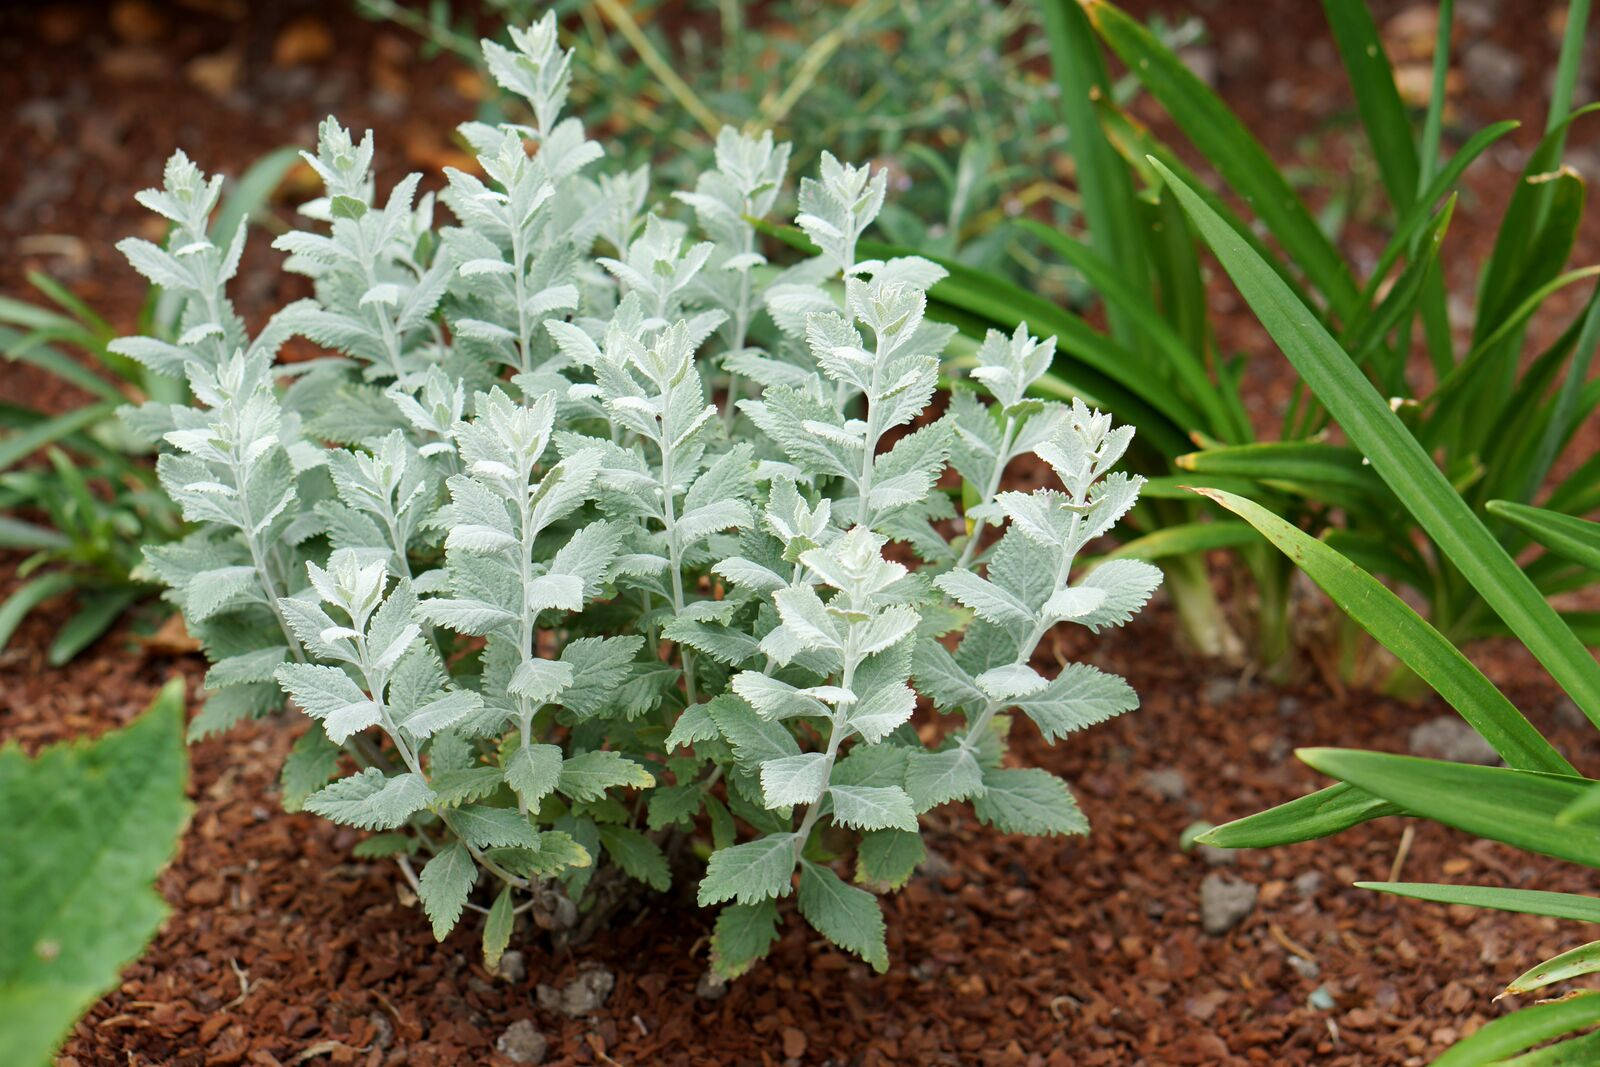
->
xmin=1487 ymin=502 xmax=1600 ymax=574
xmin=1154 ymin=157 xmax=1600 ymax=728
xmin=1432 ymin=991 xmax=1600 ymax=1066
xmin=1505 ymin=939 xmax=1600 ymax=997
xmin=1192 ymin=488 xmax=1569 ymax=773
xmin=1198 ymin=783 xmax=1402 ymax=850
xmin=0 ymin=678 xmax=190 ymax=1067
xmin=1036 ymin=0 xmax=1149 ymax=349
xmin=1087 ymin=0 xmax=1361 ymax=321
xmin=1302 ymin=749 xmax=1594 ymax=865
xmin=1357 ymin=882 xmax=1600 ymax=923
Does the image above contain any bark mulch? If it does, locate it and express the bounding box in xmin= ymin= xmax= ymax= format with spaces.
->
xmin=3 ymin=1 xmax=1599 ymax=1064
xmin=2 ymin=590 xmax=1592 ymax=1066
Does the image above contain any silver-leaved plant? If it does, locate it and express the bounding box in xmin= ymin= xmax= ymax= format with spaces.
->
xmin=114 ymin=15 xmax=1161 ymax=979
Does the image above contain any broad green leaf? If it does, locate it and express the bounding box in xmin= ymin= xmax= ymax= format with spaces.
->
xmin=829 ymin=784 xmax=918 ymax=832
xmin=1155 ymin=157 xmax=1600 ymax=728
xmin=304 ymin=769 xmax=433 ymax=830
xmin=504 ymin=742 xmax=563 ymax=808
xmin=1302 ymin=749 xmax=1595 ymax=865
xmin=279 ymin=728 xmax=341 ymax=813
xmin=797 ymin=861 xmax=888 ymax=972
xmin=448 ymin=805 xmax=538 ymax=850
xmin=556 ymin=750 xmax=655 ymax=802
xmin=0 ymin=678 xmax=189 ymax=1067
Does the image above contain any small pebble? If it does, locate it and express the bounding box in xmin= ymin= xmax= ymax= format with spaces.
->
xmin=1200 ymin=873 xmax=1257 ymax=935
xmin=496 ymin=1019 xmax=547 ymax=1064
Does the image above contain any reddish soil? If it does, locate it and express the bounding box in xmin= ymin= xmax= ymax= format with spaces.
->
xmin=2 ymin=1 xmax=1598 ymax=1065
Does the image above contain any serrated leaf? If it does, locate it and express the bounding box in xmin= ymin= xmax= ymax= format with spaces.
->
xmin=280 ymin=727 xmax=341 ymax=813
xmin=450 ymin=805 xmax=538 ymax=849
xmin=759 ymin=752 xmax=831 ymax=808
xmin=304 ymin=769 xmax=433 ymax=830
xmin=856 ymin=829 xmax=925 ymax=890
xmin=698 ymin=833 xmax=799 ymax=906
xmin=418 ymin=842 xmax=476 ymax=941
xmin=597 ymin=825 xmax=671 ymax=891
xmin=481 ymin=886 xmax=515 ymax=971
xmin=556 ymin=750 xmax=655 ymax=802
xmin=829 ymin=785 xmax=918 ymax=832
xmin=710 ymin=899 xmax=780 ymax=979
xmin=1015 ymin=663 xmax=1139 ymax=742
xmin=905 ymin=747 xmax=983 ymax=812
xmin=504 ymin=743 xmax=562 ymax=807
xmin=351 ymin=833 xmax=418 ymax=859
xmin=972 ymin=768 xmax=1087 ymax=836
xmin=797 ymin=861 xmax=888 ymax=972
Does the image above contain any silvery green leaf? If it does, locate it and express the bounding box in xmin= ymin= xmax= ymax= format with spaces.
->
xmin=275 ymin=663 xmax=380 ymax=743
xmin=205 ymin=646 xmax=290 ymax=689
xmin=185 ymin=565 xmax=260 ymax=622
xmin=975 ymin=663 xmax=1047 ymax=702
xmin=829 ymin=785 xmax=918 ymax=832
xmin=796 ymin=860 xmax=887 ymax=972
xmin=556 ymin=750 xmax=655 ymax=802
xmin=972 ymin=768 xmax=1087 ymax=836
xmin=597 ymin=825 xmax=670 ymax=891
xmin=831 ymin=745 xmax=908 ymax=789
xmin=905 ymin=747 xmax=983 ymax=812
xmin=697 ymin=832 xmax=799 ymax=906
xmin=707 ymin=693 xmax=800 ymax=768
xmin=414 ymin=598 xmax=518 ymax=635
xmin=400 ymin=689 xmax=484 ymax=739
xmin=1070 ymin=559 xmax=1163 ymax=633
xmin=711 ymin=557 xmax=788 ymax=593
xmin=505 ymin=742 xmax=564 ymax=807
xmin=1041 ymin=586 xmax=1108 ymax=621
xmin=759 ymin=752 xmax=830 ymax=808
xmin=429 ymin=767 xmax=505 ymax=809
xmin=1015 ymin=663 xmax=1139 ymax=742
xmin=912 ymin=640 xmax=986 ymax=712
xmin=450 ymin=805 xmax=539 ymax=849
xmin=508 ymin=657 xmax=575 ymax=704
xmin=844 ymin=681 xmax=915 ymax=743
xmin=523 ymin=573 xmax=584 ymax=615
xmin=418 ymin=842 xmax=475 ymax=940
xmin=768 ymin=584 xmax=843 ymax=655
xmin=856 ymin=829 xmax=925 ymax=890
xmin=304 ymin=769 xmax=433 ymax=830
xmin=665 ymin=701 xmax=722 ymax=751
xmin=661 ymin=618 xmax=763 ymax=666
xmin=933 ymin=570 xmax=1031 ymax=628
xmin=730 ymin=672 xmax=830 ymax=721
xmin=852 ymin=605 xmax=919 ymax=658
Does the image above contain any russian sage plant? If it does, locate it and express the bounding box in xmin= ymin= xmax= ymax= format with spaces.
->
xmin=112 ymin=15 xmax=1160 ymax=977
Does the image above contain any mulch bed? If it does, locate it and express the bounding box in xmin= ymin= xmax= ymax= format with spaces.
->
xmin=4 ymin=594 xmax=1593 ymax=1066
xmin=3 ymin=1 xmax=1599 ymax=1064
